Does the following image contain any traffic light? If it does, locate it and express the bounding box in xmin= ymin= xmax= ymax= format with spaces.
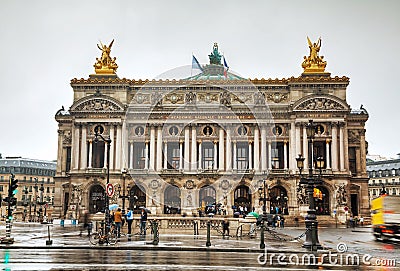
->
xmin=9 ymin=175 xmax=18 ymax=196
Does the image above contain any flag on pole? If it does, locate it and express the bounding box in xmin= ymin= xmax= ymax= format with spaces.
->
xmin=223 ymin=56 xmax=229 ymax=78
xmin=192 ymin=55 xmax=203 ymax=71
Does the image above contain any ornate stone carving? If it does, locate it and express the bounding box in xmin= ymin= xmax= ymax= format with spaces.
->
xmin=198 ymin=93 xmax=218 ymax=103
xmin=297 ymin=184 xmax=308 ymax=205
xmin=151 ymin=92 xmax=163 ymax=107
xmin=94 ymin=40 xmax=118 ymax=74
xmin=254 ymin=92 xmax=266 ymax=105
xmin=301 ymin=37 xmax=327 ymax=74
xmin=348 ymin=130 xmax=361 ymax=144
xmin=75 ymin=98 xmax=121 ymax=111
xmin=266 ymin=92 xmax=288 ymax=103
xmin=185 ymin=92 xmax=196 ymax=104
xmin=62 ymin=130 xmax=72 ymax=144
xmin=150 ymin=179 xmax=160 ymax=190
xmin=185 ymin=180 xmax=194 ymax=189
xmin=335 ymin=184 xmax=347 ymax=206
xmin=296 ymin=98 xmax=345 ymax=111
xmin=134 ymin=94 xmax=150 ymax=104
xmin=220 ymin=91 xmax=231 ymax=107
xmin=165 ymin=93 xmax=184 ymax=104
xmin=220 ymin=179 xmax=230 ymax=191
xmin=232 ymin=93 xmax=252 ymax=104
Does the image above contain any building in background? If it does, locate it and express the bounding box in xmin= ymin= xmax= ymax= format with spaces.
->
xmin=0 ymin=156 xmax=56 ymax=221
xmin=367 ymin=155 xmax=400 ymax=199
xmin=54 ymin=39 xmax=369 ymax=224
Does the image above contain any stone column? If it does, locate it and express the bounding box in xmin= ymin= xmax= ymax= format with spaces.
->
xmin=295 ymin=122 xmax=301 ymax=159
xmin=213 ymin=140 xmax=218 ymax=170
xmin=88 ymin=140 xmax=93 ymax=168
xmin=219 ymin=128 xmax=225 ymax=171
xmin=115 ymin=125 xmax=122 ymax=170
xmin=339 ymin=123 xmax=345 ymax=171
xmin=184 ymin=127 xmax=190 ymax=171
xmin=283 ymin=140 xmax=288 ymax=170
xmin=156 ymin=126 xmax=163 ymax=171
xmin=261 ymin=126 xmax=267 ymax=171
xmin=72 ymin=125 xmax=80 ymax=170
xmin=164 ymin=141 xmax=168 ymax=170
xmin=129 ymin=142 xmax=134 ymax=169
xmin=80 ymin=126 xmax=87 ymax=169
xmin=145 ymin=141 xmax=149 ymax=170
xmin=226 ymin=127 xmax=232 ymax=171
xmin=191 ymin=127 xmax=197 ymax=171
xmin=248 ymin=141 xmax=253 ymax=170
xmin=302 ymin=124 xmax=308 ymax=170
xmin=109 ymin=125 xmax=115 ymax=170
xmin=56 ymin=130 xmax=63 ymax=173
xmin=233 ymin=141 xmax=237 ymax=170
xmin=179 ymin=141 xmax=183 ymax=170
xmin=360 ymin=129 xmax=367 ymax=173
xmin=267 ymin=140 xmax=272 ymax=170
xmin=149 ymin=126 xmax=155 ymax=170
xmin=122 ymin=121 xmax=128 ymax=169
xmin=331 ymin=123 xmax=338 ymax=171
xmin=289 ymin=122 xmax=295 ymax=171
xmin=254 ymin=127 xmax=260 ymax=172
xmin=325 ymin=139 xmax=331 ymax=169
xmin=198 ymin=140 xmax=202 ymax=170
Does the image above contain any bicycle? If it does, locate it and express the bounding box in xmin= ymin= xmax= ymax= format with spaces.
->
xmin=89 ymin=222 xmax=118 ymax=245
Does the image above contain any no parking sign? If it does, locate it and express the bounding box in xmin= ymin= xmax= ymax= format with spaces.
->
xmin=106 ymin=183 xmax=114 ymax=197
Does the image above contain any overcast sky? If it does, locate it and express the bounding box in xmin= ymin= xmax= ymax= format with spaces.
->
xmin=1 ymin=0 xmax=399 ymax=161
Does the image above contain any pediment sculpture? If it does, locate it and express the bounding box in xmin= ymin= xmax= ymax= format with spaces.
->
xmin=295 ymin=97 xmax=346 ymax=111
xmin=75 ymin=98 xmax=122 ymax=111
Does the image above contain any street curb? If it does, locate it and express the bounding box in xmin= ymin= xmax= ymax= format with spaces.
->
xmin=0 ymin=244 xmax=327 ymax=254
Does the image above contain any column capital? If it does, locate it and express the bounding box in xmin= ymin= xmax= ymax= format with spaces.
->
xmin=326 ymin=139 xmax=331 ymax=144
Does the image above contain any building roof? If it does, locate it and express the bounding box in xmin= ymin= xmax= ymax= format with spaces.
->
xmin=0 ymin=157 xmax=56 ymax=170
xmin=367 ymin=158 xmax=400 ymax=171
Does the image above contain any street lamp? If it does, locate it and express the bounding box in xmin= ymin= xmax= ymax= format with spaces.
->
xmin=258 ymin=179 xmax=269 ymax=249
xmin=33 ymin=178 xmax=38 ymax=222
xmin=295 ymin=120 xmax=323 ymax=251
xmin=93 ymin=126 xmax=112 ymax=233
xmin=117 ymin=168 xmax=130 ymax=215
xmin=23 ymin=186 xmax=29 ymax=222
xmin=38 ymin=183 xmax=45 ymax=223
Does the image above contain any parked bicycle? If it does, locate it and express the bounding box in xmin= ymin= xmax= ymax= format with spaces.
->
xmin=89 ymin=222 xmax=118 ymax=245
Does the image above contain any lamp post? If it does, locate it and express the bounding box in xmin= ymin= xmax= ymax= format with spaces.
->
xmin=258 ymin=179 xmax=269 ymax=249
xmin=117 ymin=168 xmax=130 ymax=215
xmin=295 ymin=120 xmax=323 ymax=251
xmin=38 ymin=183 xmax=45 ymax=223
xmin=94 ymin=126 xmax=112 ymax=233
xmin=33 ymin=178 xmax=38 ymax=222
xmin=23 ymin=186 xmax=29 ymax=222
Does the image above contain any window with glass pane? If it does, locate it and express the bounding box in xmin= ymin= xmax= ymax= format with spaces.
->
xmin=167 ymin=142 xmax=180 ymax=169
xmin=312 ymin=141 xmax=326 ymax=169
xmin=348 ymin=147 xmax=356 ymax=175
xmin=237 ymin=142 xmax=249 ymax=170
xmin=271 ymin=142 xmax=284 ymax=169
xmin=133 ymin=142 xmax=146 ymax=169
xmin=202 ymin=142 xmax=214 ymax=169
xmin=92 ymin=141 xmax=105 ymax=168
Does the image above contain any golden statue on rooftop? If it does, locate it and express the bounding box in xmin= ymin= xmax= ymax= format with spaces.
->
xmin=94 ymin=39 xmax=118 ymax=74
xmin=302 ymin=37 xmax=327 ymax=74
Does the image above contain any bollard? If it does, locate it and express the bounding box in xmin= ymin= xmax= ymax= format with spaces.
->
xmin=206 ymin=221 xmax=211 ymax=247
xmin=260 ymin=223 xmax=265 ymax=249
xmin=46 ymin=225 xmax=53 ymax=245
xmin=152 ymin=220 xmax=159 ymax=245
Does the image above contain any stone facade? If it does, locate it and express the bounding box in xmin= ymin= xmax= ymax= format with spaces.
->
xmin=54 ymin=42 xmax=369 ymax=224
xmin=367 ymin=158 xmax=400 ymax=199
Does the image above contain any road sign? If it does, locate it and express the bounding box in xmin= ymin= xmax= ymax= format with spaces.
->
xmin=106 ymin=183 xmax=114 ymax=197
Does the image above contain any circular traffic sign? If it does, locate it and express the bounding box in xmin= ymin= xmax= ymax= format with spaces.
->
xmin=106 ymin=183 xmax=114 ymax=197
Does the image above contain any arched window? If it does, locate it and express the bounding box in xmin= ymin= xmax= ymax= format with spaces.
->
xmin=129 ymin=185 xmax=146 ymax=214
xmin=164 ymin=185 xmax=181 ymax=214
xmin=234 ymin=185 xmax=251 ymax=213
xmin=269 ymin=186 xmax=289 ymax=214
xmin=314 ymin=186 xmax=330 ymax=215
xmin=199 ymin=185 xmax=216 ymax=207
xmin=88 ymin=184 xmax=105 ymax=214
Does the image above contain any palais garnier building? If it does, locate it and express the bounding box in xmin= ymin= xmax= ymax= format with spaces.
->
xmin=54 ymin=39 xmax=369 ymax=224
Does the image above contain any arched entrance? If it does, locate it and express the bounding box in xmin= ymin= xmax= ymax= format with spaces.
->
xmin=88 ymin=184 xmax=105 ymax=214
xmin=164 ymin=185 xmax=181 ymax=214
xmin=199 ymin=185 xmax=216 ymax=215
xmin=269 ymin=186 xmax=289 ymax=214
xmin=314 ymin=186 xmax=330 ymax=215
xmin=234 ymin=185 xmax=251 ymax=214
xmin=129 ymin=184 xmax=146 ymax=214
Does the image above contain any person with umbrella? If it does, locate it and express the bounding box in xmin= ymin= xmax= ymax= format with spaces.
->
xmin=140 ymin=208 xmax=148 ymax=235
xmin=113 ymin=208 xmax=123 ymax=238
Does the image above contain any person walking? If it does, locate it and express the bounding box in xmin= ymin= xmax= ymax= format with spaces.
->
xmin=126 ymin=207 xmax=134 ymax=235
xmin=79 ymin=210 xmax=91 ymax=236
xmin=222 ymin=217 xmax=230 ymax=237
xmin=140 ymin=208 xmax=147 ymax=235
xmin=114 ymin=208 xmax=123 ymax=238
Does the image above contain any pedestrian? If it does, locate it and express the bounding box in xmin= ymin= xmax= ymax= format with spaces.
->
xmin=140 ymin=208 xmax=147 ymax=235
xmin=280 ymin=216 xmax=285 ymax=228
xmin=359 ymin=216 xmax=364 ymax=227
xmin=294 ymin=217 xmax=299 ymax=227
xmin=222 ymin=217 xmax=230 ymax=237
xmin=125 ymin=207 xmax=134 ymax=235
xmin=79 ymin=210 xmax=91 ymax=236
xmin=114 ymin=208 xmax=123 ymax=237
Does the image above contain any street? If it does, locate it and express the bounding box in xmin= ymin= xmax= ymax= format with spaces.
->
xmin=0 ymin=223 xmax=399 ymax=270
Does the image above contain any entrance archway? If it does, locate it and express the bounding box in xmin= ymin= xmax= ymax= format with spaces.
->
xmin=315 ymin=186 xmax=330 ymax=215
xmin=269 ymin=186 xmax=289 ymax=214
xmin=234 ymin=185 xmax=251 ymax=214
xmin=164 ymin=185 xmax=181 ymax=214
xmin=88 ymin=184 xmax=105 ymax=214
xmin=199 ymin=185 xmax=216 ymax=215
xmin=129 ymin=185 xmax=146 ymax=214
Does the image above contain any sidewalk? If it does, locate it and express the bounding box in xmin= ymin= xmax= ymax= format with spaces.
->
xmin=1 ymin=222 xmax=317 ymax=253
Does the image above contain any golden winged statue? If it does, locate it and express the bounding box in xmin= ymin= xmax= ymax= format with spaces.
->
xmin=94 ymin=39 xmax=118 ymax=74
xmin=302 ymin=36 xmax=327 ymax=74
